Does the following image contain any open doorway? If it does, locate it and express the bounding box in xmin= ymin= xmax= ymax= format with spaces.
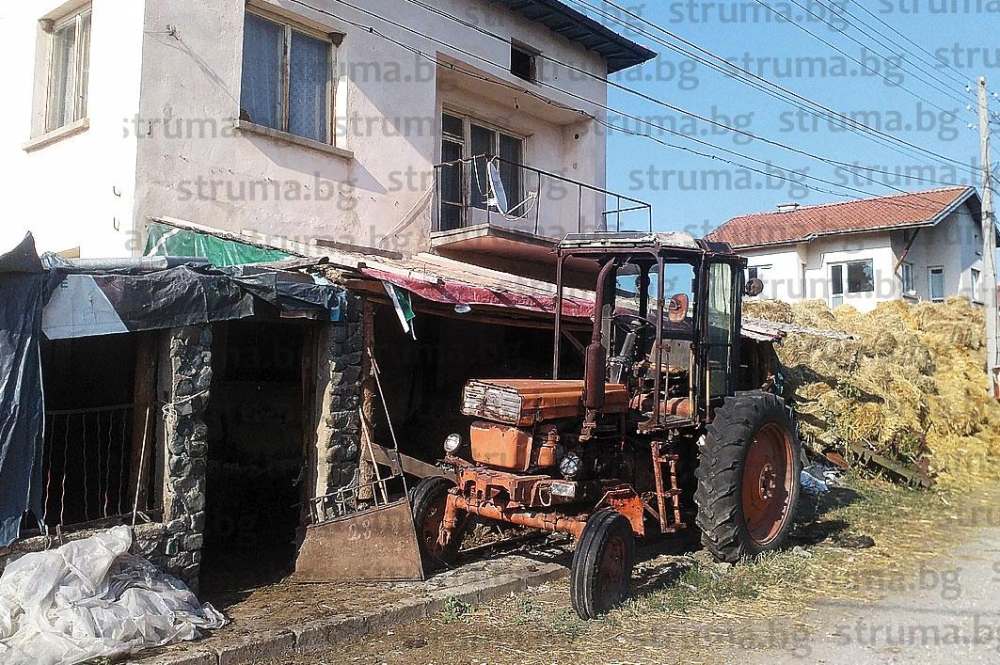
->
xmin=372 ymin=306 xmax=584 ymax=464
xmin=201 ymin=319 xmax=311 ymax=594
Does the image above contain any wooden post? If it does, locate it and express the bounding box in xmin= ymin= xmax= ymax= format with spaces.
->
xmin=128 ymin=331 xmax=158 ymax=514
xmin=359 ymin=298 xmax=377 ymax=501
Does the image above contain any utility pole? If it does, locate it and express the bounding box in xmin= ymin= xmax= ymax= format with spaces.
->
xmin=979 ymin=76 xmax=998 ymax=396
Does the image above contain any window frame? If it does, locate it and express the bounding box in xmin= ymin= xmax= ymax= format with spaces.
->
xmin=971 ymin=267 xmax=982 ymax=303
xmin=829 ymin=258 xmax=874 ymax=306
xmin=437 ymin=109 xmax=527 ymax=229
xmin=510 ymin=41 xmax=539 ymax=83
xmin=928 ymin=266 xmax=945 ymax=303
xmin=901 ymin=261 xmax=915 ymax=296
xmin=43 ymin=6 xmax=92 ymax=134
xmin=240 ymin=6 xmax=338 ymax=147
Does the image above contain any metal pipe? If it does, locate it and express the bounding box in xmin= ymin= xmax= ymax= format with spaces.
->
xmin=446 ymin=493 xmax=586 ymax=540
xmin=58 ymin=257 xmax=210 ymax=272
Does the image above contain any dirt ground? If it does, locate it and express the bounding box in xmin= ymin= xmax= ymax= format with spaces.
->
xmin=256 ymin=476 xmax=1000 ymax=665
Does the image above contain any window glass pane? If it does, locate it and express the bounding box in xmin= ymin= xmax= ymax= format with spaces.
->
xmin=707 ymin=263 xmax=734 ymax=397
xmin=439 ymin=139 xmax=463 ymax=231
xmin=903 ymin=263 xmax=913 ymax=293
xmin=972 ymin=269 xmax=981 ymax=297
xmin=847 ymin=260 xmax=874 ymax=293
xmin=442 ymin=113 xmax=463 ymax=138
xmin=830 ymin=264 xmax=844 ymax=295
xmin=470 ymin=125 xmax=493 ymax=210
xmin=289 ymin=30 xmax=329 ymax=142
xmin=77 ymin=13 xmax=91 ymax=120
xmin=498 ymin=133 xmax=522 ymax=206
xmin=240 ymin=13 xmax=284 ymax=130
xmin=46 ymin=21 xmax=77 ymax=132
xmin=930 ymin=268 xmax=944 ymax=301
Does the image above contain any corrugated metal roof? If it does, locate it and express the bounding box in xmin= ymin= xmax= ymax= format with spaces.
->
xmin=491 ymin=0 xmax=656 ymax=73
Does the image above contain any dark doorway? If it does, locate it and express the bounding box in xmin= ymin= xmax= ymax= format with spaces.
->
xmin=201 ymin=319 xmax=310 ymax=594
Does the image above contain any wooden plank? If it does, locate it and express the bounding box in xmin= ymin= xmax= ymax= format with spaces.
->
xmin=128 ymin=331 xmax=158 ymax=512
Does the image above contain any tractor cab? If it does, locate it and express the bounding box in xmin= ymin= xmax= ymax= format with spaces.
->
xmin=553 ymin=232 xmax=746 ymax=432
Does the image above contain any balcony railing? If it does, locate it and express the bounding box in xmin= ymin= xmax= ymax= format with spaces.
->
xmin=433 ymin=155 xmax=652 ymax=240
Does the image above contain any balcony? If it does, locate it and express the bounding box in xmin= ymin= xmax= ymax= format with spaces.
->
xmin=431 ymin=155 xmax=651 ymax=281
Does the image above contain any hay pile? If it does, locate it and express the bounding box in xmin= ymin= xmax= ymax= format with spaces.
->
xmin=744 ymin=298 xmax=1000 ymax=484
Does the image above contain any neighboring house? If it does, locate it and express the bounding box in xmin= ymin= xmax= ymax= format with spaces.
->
xmin=2 ymin=0 xmax=654 ymax=274
xmin=707 ymin=186 xmax=990 ymax=312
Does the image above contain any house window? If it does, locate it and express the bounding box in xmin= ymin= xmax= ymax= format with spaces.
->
xmin=438 ymin=112 xmax=525 ymax=231
xmin=972 ymin=268 xmax=982 ymax=303
xmin=747 ymin=265 xmax=770 ymax=296
xmin=929 ymin=267 xmax=945 ymax=302
xmin=902 ymin=262 xmax=915 ymax=295
xmin=829 ymin=259 xmax=874 ymax=306
xmin=240 ymin=9 xmax=335 ymax=144
xmin=44 ymin=7 xmax=92 ymax=133
xmin=510 ymin=43 xmax=537 ymax=82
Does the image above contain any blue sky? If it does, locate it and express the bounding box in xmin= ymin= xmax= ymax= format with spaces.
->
xmin=572 ymin=0 xmax=998 ymax=234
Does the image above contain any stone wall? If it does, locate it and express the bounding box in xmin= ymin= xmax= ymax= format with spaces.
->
xmin=313 ymin=294 xmax=365 ymax=515
xmin=154 ymin=324 xmax=212 ymax=590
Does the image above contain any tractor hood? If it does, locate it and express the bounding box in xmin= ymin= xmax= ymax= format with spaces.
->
xmin=461 ymin=379 xmax=628 ymax=427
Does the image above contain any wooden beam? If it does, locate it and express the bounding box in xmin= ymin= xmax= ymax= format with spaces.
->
xmin=128 ymin=331 xmax=158 ymax=512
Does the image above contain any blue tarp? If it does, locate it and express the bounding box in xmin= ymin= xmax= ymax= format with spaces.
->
xmin=0 ymin=235 xmax=47 ymax=545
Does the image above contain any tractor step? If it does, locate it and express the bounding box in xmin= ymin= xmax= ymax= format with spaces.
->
xmin=650 ymin=441 xmax=686 ymax=534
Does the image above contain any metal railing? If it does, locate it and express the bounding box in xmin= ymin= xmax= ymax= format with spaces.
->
xmin=41 ymin=404 xmax=142 ymax=529
xmin=434 ymin=155 xmax=652 ymax=238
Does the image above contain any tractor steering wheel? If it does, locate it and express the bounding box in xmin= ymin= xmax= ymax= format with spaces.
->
xmin=612 ymin=312 xmax=654 ymax=332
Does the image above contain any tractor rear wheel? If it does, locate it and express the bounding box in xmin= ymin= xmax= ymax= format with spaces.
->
xmin=411 ymin=477 xmax=464 ymax=571
xmin=695 ymin=392 xmax=801 ymax=563
xmin=570 ymin=510 xmax=635 ymax=620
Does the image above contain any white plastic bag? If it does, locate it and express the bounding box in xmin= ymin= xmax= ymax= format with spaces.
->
xmin=0 ymin=526 xmax=225 ymax=665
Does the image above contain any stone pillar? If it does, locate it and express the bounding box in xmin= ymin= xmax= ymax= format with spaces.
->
xmin=160 ymin=324 xmax=212 ymax=590
xmin=313 ymin=294 xmax=365 ymax=516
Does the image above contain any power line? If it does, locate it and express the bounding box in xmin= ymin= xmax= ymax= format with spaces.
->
xmin=282 ymin=0 xmax=976 ymax=210
xmin=805 ymin=0 xmax=972 ymax=105
xmin=849 ymin=0 xmax=975 ymax=90
xmin=751 ymin=0 xmax=962 ymax=118
xmin=566 ymin=0 xmax=978 ymax=176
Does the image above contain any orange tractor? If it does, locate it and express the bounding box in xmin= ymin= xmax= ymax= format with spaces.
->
xmin=411 ymin=232 xmax=801 ymax=619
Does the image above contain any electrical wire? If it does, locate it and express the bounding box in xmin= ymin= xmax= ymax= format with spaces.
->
xmin=567 ymin=0 xmax=978 ymax=176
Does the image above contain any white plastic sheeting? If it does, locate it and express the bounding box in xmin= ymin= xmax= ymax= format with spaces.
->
xmin=0 ymin=526 xmax=226 ymax=664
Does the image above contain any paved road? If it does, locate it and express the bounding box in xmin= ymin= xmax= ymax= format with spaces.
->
xmin=718 ymin=527 xmax=1000 ymax=664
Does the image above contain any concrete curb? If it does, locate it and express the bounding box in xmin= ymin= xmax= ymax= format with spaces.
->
xmin=139 ymin=562 xmax=569 ymax=664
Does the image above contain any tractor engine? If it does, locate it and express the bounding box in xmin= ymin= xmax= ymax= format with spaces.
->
xmin=457 ymin=379 xmax=628 ymax=483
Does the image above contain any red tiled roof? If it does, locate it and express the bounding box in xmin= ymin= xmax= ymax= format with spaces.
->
xmin=707 ymin=186 xmax=975 ymax=249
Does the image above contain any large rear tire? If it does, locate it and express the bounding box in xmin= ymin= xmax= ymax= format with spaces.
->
xmin=695 ymin=392 xmax=801 ymax=563
xmin=570 ymin=510 xmax=635 ymax=620
xmin=411 ymin=477 xmax=464 ymax=571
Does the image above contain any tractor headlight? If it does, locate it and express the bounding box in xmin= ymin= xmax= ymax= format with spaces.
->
xmin=443 ymin=433 xmax=463 ymax=454
xmin=558 ymin=452 xmax=582 ymax=479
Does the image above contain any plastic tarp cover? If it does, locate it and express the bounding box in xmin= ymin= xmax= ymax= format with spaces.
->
xmin=0 ymin=265 xmax=46 ymax=546
xmin=0 ymin=526 xmax=226 ymax=665
xmin=144 ymin=221 xmax=291 ymax=266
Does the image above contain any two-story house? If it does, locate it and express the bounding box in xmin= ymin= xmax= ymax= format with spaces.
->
xmin=4 ymin=0 xmax=654 ymax=278
xmin=707 ymin=186 xmax=990 ymax=312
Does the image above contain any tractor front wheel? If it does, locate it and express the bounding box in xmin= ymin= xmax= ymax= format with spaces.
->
xmin=570 ymin=510 xmax=635 ymax=620
xmin=695 ymin=391 xmax=802 ymax=563
xmin=410 ymin=477 xmax=464 ymax=572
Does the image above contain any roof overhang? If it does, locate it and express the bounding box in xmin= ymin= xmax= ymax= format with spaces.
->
xmin=491 ymin=0 xmax=656 ymax=73
xmin=728 ymin=188 xmax=997 ymax=250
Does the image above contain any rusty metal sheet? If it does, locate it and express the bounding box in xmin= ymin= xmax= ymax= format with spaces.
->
xmin=292 ymin=498 xmax=425 ymax=582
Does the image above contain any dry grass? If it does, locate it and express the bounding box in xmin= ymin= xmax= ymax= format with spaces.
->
xmin=748 ymin=298 xmax=1000 ymax=481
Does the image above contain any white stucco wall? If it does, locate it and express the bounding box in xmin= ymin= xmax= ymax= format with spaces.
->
xmin=0 ymin=0 xmax=146 ymax=257
xmin=737 ymin=202 xmax=984 ymax=313
xmin=131 ymin=0 xmax=611 ymax=257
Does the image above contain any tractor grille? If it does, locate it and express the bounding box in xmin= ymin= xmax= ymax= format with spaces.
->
xmin=462 ymin=381 xmax=523 ymax=425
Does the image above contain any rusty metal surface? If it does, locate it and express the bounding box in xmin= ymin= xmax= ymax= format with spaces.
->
xmin=293 ymin=498 xmax=425 ymax=582
xmin=462 ymin=379 xmax=629 ymax=427
xmin=469 ymin=421 xmax=534 ymax=471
